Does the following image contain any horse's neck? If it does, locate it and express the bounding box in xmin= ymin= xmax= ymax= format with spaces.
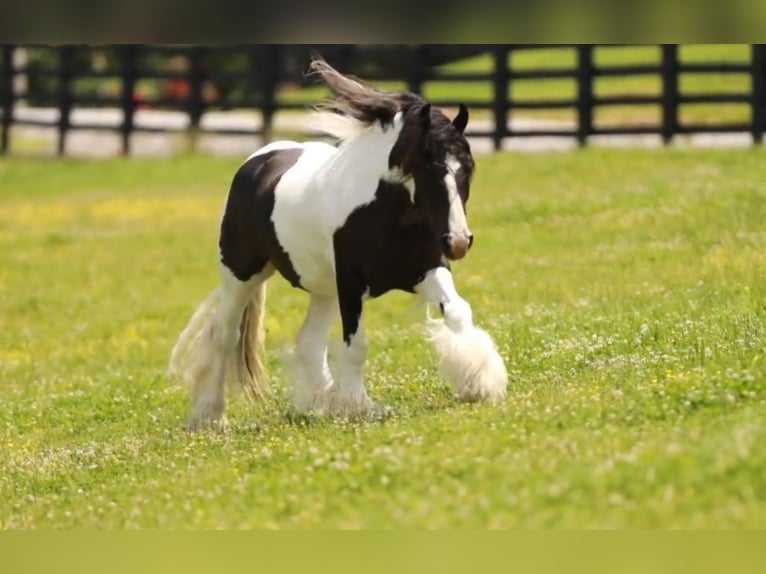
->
xmin=316 ymin=123 xmax=404 ymax=229
xmin=332 ymin=123 xmax=401 ymax=178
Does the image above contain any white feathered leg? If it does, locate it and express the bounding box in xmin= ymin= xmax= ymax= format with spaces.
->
xmin=416 ymin=267 xmax=507 ymax=404
xmin=333 ymin=319 xmax=378 ymax=416
xmin=291 ymin=294 xmax=338 ymax=412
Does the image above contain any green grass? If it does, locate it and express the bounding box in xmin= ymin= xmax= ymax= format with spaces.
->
xmin=280 ymin=45 xmax=755 ymax=127
xmin=1 ymin=147 xmax=765 ymax=528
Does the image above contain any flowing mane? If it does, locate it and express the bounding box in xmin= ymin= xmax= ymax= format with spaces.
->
xmin=307 ymin=57 xmax=421 ymax=143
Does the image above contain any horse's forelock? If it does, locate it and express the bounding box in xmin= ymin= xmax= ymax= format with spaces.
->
xmin=386 ymin=101 xmax=474 ymax=178
xmin=430 ymin=110 xmax=474 ymax=173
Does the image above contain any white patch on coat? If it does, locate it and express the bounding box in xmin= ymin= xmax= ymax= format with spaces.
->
xmin=244 ymin=140 xmax=304 ymax=163
xmin=444 ymin=154 xmax=470 ymax=237
xmin=382 ymin=166 xmax=415 ymax=202
xmin=270 ymin=120 xmax=405 ymax=296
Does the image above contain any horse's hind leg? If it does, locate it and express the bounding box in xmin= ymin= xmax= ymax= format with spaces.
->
xmin=291 ymin=293 xmax=337 ymax=412
xmin=188 ymin=262 xmax=272 ymax=429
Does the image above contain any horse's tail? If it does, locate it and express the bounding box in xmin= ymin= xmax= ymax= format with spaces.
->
xmin=228 ymin=281 xmax=269 ymax=400
xmin=168 ymin=287 xmax=221 ymax=389
xmin=168 ymin=282 xmax=269 ymax=401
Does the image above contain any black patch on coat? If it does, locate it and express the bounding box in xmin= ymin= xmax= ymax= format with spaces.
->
xmin=333 ymin=180 xmax=446 ymax=300
xmin=334 ymin=260 xmax=367 ymax=344
xmin=219 ymin=148 xmax=304 ymax=287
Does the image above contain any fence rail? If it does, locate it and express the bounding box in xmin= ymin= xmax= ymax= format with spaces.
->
xmin=1 ymin=44 xmax=765 ymax=156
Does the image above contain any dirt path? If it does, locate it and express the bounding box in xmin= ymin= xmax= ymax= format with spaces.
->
xmin=7 ymin=107 xmax=754 ymax=158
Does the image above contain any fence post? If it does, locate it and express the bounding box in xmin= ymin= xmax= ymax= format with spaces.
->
xmin=751 ymin=44 xmax=765 ymax=145
xmin=661 ymin=44 xmax=679 ymax=145
xmin=1 ymin=45 xmax=14 ymax=155
xmin=407 ymin=44 xmax=428 ymax=96
xmin=492 ymin=45 xmax=510 ymax=151
xmin=576 ymin=45 xmax=594 ymax=147
xmin=56 ymin=45 xmax=75 ymax=157
xmin=186 ymin=45 xmax=205 ymax=152
xmin=261 ymin=45 xmax=280 ymax=144
xmin=119 ymin=45 xmax=138 ymax=156
xmin=337 ymin=44 xmax=353 ymax=73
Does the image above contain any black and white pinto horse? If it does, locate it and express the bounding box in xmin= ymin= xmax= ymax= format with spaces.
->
xmin=169 ymin=58 xmax=507 ymax=428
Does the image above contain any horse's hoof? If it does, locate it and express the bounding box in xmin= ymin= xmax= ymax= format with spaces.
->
xmin=328 ymin=392 xmax=387 ymax=420
xmin=187 ymin=413 xmax=230 ymax=432
xmin=291 ymin=383 xmax=337 ymax=415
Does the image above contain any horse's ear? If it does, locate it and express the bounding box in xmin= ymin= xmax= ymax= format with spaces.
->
xmin=419 ymin=103 xmax=432 ymax=129
xmin=452 ymin=103 xmax=468 ymax=133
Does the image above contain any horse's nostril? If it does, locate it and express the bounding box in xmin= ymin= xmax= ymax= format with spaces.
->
xmin=441 ymin=233 xmax=472 ymax=260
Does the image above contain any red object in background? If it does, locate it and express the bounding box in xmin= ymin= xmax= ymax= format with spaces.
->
xmin=164 ymin=79 xmax=191 ymax=102
xmin=132 ymin=88 xmax=150 ymax=109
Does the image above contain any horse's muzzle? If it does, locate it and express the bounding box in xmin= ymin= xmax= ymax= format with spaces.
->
xmin=442 ymin=233 xmax=474 ymax=260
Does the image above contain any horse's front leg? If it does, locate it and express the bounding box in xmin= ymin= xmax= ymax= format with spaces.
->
xmin=331 ymin=264 xmax=379 ymax=417
xmin=415 ymin=266 xmax=508 ymax=404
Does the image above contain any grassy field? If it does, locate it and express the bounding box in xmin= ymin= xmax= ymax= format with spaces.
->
xmin=1 ymin=146 xmax=765 ymax=528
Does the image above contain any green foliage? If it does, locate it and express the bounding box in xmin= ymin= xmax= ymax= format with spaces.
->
xmin=1 ymin=148 xmax=765 ymax=528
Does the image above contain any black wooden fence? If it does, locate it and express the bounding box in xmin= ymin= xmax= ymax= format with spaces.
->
xmin=1 ymin=44 xmax=765 ymax=156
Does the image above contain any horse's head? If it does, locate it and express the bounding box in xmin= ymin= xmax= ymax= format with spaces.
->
xmin=308 ymin=57 xmax=476 ymax=261
xmin=389 ymin=101 xmax=475 ymax=261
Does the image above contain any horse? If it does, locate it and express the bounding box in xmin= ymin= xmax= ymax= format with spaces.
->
xmin=168 ymin=57 xmax=507 ymax=429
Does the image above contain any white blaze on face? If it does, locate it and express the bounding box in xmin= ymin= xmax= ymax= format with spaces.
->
xmin=444 ymin=154 xmax=470 ymax=237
